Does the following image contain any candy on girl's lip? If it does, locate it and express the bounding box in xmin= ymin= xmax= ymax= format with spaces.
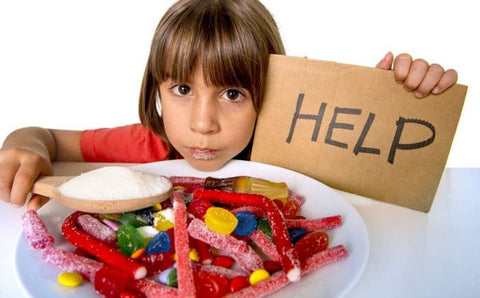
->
xmin=22 ymin=209 xmax=54 ymax=250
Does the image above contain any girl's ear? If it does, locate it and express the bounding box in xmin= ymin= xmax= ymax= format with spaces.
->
xmin=155 ymin=90 xmax=162 ymax=116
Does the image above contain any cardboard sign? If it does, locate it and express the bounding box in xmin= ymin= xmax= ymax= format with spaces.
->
xmin=251 ymin=55 xmax=467 ymax=212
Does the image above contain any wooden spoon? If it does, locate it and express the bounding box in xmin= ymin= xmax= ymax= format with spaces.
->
xmin=31 ymin=176 xmax=173 ymax=214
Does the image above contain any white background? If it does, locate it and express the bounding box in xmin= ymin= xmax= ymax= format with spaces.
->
xmin=0 ymin=0 xmax=478 ymax=166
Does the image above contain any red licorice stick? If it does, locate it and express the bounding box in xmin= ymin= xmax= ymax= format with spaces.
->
xmin=285 ymin=215 xmax=343 ymax=231
xmin=61 ymin=211 xmax=147 ymax=280
xmin=193 ymin=189 xmax=301 ymax=282
xmin=173 ymin=194 xmax=196 ymax=298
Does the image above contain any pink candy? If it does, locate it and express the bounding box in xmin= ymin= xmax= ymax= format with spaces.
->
xmin=21 ymin=210 xmax=54 ymax=250
xmin=77 ymin=214 xmax=117 ymax=245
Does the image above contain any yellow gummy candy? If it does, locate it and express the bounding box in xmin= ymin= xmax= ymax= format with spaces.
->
xmin=58 ymin=272 xmax=83 ymax=287
xmin=204 ymin=207 xmax=238 ymax=235
xmin=249 ymin=269 xmax=270 ymax=285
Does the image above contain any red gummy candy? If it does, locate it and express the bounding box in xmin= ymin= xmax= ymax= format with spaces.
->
xmin=294 ymin=231 xmax=329 ymax=264
xmin=193 ymin=270 xmax=229 ymax=298
xmin=212 ymin=255 xmax=235 ymax=269
xmin=229 ymin=276 xmax=250 ymax=293
xmin=263 ymin=260 xmax=282 ymax=273
xmin=187 ymin=197 xmax=213 ymax=219
xmin=282 ymin=201 xmax=300 ymax=219
xmin=140 ymin=252 xmax=174 ymax=276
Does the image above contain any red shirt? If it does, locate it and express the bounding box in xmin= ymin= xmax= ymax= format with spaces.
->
xmin=80 ymin=124 xmax=172 ymax=163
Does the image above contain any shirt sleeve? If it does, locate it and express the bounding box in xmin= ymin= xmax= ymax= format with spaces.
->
xmin=80 ymin=124 xmax=171 ymax=163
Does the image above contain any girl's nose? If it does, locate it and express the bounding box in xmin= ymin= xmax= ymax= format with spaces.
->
xmin=189 ymin=97 xmax=220 ymax=134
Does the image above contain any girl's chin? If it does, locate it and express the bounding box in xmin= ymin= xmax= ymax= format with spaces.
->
xmin=187 ymin=158 xmax=229 ymax=172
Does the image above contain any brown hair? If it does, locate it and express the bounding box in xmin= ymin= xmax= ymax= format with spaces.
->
xmin=139 ymin=0 xmax=285 ymax=156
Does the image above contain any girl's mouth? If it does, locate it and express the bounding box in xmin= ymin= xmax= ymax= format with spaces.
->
xmin=188 ymin=148 xmax=219 ymax=160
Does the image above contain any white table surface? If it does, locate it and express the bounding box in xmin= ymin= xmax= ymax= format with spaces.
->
xmin=1 ymin=163 xmax=479 ymax=297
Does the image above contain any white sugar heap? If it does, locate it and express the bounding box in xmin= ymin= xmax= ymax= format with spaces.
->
xmin=58 ymin=166 xmax=172 ymax=200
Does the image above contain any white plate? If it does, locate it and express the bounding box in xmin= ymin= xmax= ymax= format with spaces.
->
xmin=15 ymin=160 xmax=369 ymax=298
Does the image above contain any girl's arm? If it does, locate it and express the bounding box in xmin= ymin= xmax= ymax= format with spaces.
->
xmin=376 ymin=52 xmax=458 ymax=98
xmin=0 ymin=127 xmax=83 ymax=209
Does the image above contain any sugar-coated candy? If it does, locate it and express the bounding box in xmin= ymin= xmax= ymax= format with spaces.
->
xmin=145 ymin=231 xmax=171 ymax=254
xmin=249 ymin=268 xmax=270 ymax=285
xmin=22 ymin=210 xmax=54 ymax=250
xmin=204 ymin=207 xmax=238 ymax=235
xmin=287 ymin=227 xmax=307 ymax=245
xmin=77 ymin=214 xmax=116 ymax=245
xmin=94 ymin=265 xmax=132 ymax=298
xmin=233 ymin=211 xmax=257 ymax=237
xmin=42 ymin=247 xmax=102 ymax=282
xmin=117 ymin=224 xmax=145 ymax=256
xmin=58 ymin=272 xmax=83 ymax=287
xmin=140 ymin=252 xmax=174 ymax=275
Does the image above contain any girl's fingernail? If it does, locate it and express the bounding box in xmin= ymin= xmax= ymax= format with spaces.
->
xmin=432 ymin=87 xmax=440 ymax=94
xmin=415 ymin=91 xmax=424 ymax=98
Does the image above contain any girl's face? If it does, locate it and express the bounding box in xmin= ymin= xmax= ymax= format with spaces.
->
xmin=159 ymin=65 xmax=257 ymax=171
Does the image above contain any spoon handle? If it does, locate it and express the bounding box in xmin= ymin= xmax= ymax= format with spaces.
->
xmin=31 ymin=176 xmax=73 ymax=199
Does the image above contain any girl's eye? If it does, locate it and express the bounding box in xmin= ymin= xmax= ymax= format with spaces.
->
xmin=172 ymin=84 xmax=192 ymax=96
xmin=221 ymin=88 xmax=245 ymax=102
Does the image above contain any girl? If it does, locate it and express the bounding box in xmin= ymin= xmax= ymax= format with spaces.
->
xmin=0 ymin=0 xmax=458 ymax=210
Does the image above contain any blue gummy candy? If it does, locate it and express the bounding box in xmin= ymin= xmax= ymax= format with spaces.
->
xmin=288 ymin=227 xmax=307 ymax=244
xmin=233 ymin=211 xmax=258 ymax=237
xmin=146 ymin=231 xmax=171 ymax=254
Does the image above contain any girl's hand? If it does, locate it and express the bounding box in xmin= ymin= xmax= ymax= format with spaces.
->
xmin=376 ymin=52 xmax=458 ymax=98
xmin=0 ymin=147 xmax=53 ymax=210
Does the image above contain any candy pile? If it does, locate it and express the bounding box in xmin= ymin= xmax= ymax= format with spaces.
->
xmin=22 ymin=175 xmax=349 ymax=297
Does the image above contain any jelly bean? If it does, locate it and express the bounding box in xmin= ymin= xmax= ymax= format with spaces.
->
xmin=233 ymin=211 xmax=258 ymax=237
xmin=263 ymin=260 xmax=282 ymax=273
xmin=153 ymin=202 xmax=163 ymax=211
xmin=189 ymin=248 xmax=200 ymax=262
xmin=212 ymin=255 xmax=235 ymax=268
xmin=204 ymin=207 xmax=238 ymax=235
xmin=57 ymin=272 xmax=83 ymax=287
xmin=294 ymin=231 xmax=329 ymax=264
xmin=194 ymin=270 xmax=229 ymax=298
xmin=288 ymin=227 xmax=307 ymax=245
xmin=256 ymin=217 xmax=272 ymax=240
xmin=158 ymin=267 xmax=174 ymax=284
xmin=153 ymin=209 xmax=174 ymax=231
xmin=130 ymin=248 xmax=146 ymax=259
xmin=117 ymin=224 xmax=145 ymax=256
xmin=118 ymin=213 xmax=147 ymax=228
xmin=187 ymin=197 xmax=213 ymax=219
xmin=249 ymin=268 xmax=270 ymax=285
xmin=145 ymin=231 xmax=171 ymax=254
xmin=229 ymin=276 xmax=250 ymax=293
xmin=166 ymin=268 xmax=178 ymax=287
